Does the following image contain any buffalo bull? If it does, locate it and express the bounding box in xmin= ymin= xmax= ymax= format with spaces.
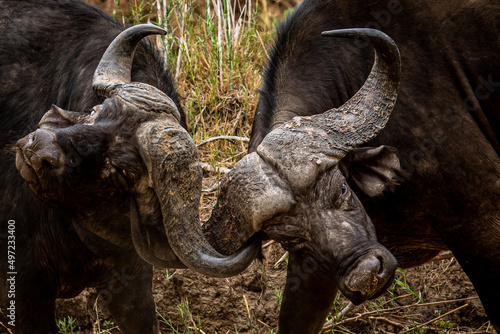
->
xmin=208 ymin=0 xmax=500 ymax=332
xmin=0 ymin=1 xmax=259 ymax=333
xmin=205 ymin=28 xmax=401 ymax=334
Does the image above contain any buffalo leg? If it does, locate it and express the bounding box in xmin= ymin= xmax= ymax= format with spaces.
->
xmin=14 ymin=277 xmax=58 ymax=334
xmin=468 ymin=272 xmax=500 ymax=331
xmin=443 ymin=231 xmax=500 ymax=331
xmin=277 ymin=252 xmax=338 ymax=334
xmin=99 ymin=257 xmax=159 ymax=334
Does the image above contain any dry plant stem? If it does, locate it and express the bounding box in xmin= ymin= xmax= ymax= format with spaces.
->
xmin=197 ymin=135 xmax=250 ymax=147
xmin=257 ymin=319 xmax=272 ymax=328
xmin=232 ymin=107 xmax=246 ymax=131
xmin=321 ymin=302 xmax=355 ymax=333
xmin=429 ymin=250 xmax=454 ymax=262
xmin=369 ymin=316 xmax=407 ymax=328
xmin=0 ymin=322 xmax=13 ymax=334
xmin=378 ymin=293 xmax=413 ymax=307
xmin=385 ymin=313 xmax=418 ymax=323
xmin=256 ymin=29 xmax=270 ymax=60
xmin=200 ymin=162 xmax=231 ymax=174
xmin=92 ymin=296 xmax=101 ymax=333
xmin=338 ymin=327 xmax=356 ymax=334
xmin=189 ymin=328 xmax=206 ymax=334
xmin=399 ymin=303 xmax=470 ymax=334
xmin=321 ymin=296 xmax=478 ymax=332
xmin=262 ymin=240 xmax=275 ymax=248
xmin=189 ymin=322 xmax=205 ymax=334
xmin=220 ymin=150 xmax=246 ymax=164
xmin=189 ymin=308 xmax=202 ymax=334
xmin=202 ymin=181 xmax=221 ymax=193
xmin=243 ymin=294 xmax=253 ymax=329
xmin=274 ymin=251 xmax=289 ymax=267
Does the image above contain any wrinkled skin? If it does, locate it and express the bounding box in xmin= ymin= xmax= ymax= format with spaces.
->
xmin=205 ymin=27 xmax=402 ymax=334
xmin=239 ymin=0 xmax=500 ymax=332
xmin=205 ymin=147 xmax=401 ymax=333
xmin=0 ymin=1 xmax=258 ymax=333
xmin=263 ymin=166 xmax=397 ymax=304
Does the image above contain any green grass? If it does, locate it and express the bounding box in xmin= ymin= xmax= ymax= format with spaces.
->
xmin=274 ymin=287 xmax=283 ymax=307
xmin=156 ymin=300 xmax=205 ymax=334
xmin=57 ymin=316 xmax=79 ymax=334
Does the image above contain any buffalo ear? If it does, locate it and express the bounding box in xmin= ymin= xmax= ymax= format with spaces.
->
xmin=38 ymin=105 xmax=90 ymax=129
xmin=340 ymin=146 xmax=405 ymax=197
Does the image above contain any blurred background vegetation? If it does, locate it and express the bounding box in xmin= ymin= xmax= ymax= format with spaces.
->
xmin=86 ymin=0 xmax=299 ymax=173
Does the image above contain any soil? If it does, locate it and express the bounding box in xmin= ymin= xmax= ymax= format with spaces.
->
xmin=55 ymin=243 xmax=492 ymax=333
xmin=54 ymin=179 xmax=494 ymax=334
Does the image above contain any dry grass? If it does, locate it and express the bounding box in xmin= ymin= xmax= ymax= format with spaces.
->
xmin=109 ymin=0 xmax=286 ymax=174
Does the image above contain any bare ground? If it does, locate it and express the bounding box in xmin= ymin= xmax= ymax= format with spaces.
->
xmin=55 ymin=242 xmax=493 ymax=333
xmin=53 ymin=178 xmax=493 ymax=334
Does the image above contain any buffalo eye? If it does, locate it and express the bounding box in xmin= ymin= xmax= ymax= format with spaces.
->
xmin=86 ymin=105 xmax=103 ymax=125
xmin=67 ymin=155 xmax=80 ymax=167
xmin=341 ymin=183 xmax=348 ymax=197
xmin=280 ymin=238 xmax=305 ymax=252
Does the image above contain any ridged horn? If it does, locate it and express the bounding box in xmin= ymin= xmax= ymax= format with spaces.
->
xmin=92 ymin=24 xmax=166 ymax=99
xmin=318 ymin=28 xmax=400 ymax=152
xmin=137 ymin=118 xmax=260 ymax=277
xmin=255 ymin=28 xmax=401 ymax=192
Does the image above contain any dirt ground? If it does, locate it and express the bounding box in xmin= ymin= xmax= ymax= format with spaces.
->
xmin=54 ymin=179 xmax=494 ymax=334
xmin=55 ymin=242 xmax=493 ymax=333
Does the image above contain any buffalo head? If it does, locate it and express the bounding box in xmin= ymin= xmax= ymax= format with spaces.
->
xmin=206 ymin=29 xmax=400 ymax=304
xmin=15 ymin=24 xmax=258 ymax=277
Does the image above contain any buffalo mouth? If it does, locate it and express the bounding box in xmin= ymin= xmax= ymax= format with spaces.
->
xmin=15 ymin=129 xmax=63 ymax=195
xmin=15 ymin=145 xmax=44 ymax=191
xmin=337 ymin=248 xmax=397 ymax=305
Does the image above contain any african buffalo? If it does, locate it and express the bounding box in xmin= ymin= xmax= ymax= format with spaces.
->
xmin=0 ymin=1 xmax=259 ymax=333
xmin=208 ymin=0 xmax=500 ymax=332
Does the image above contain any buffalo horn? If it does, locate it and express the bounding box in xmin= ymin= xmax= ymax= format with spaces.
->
xmin=136 ymin=118 xmax=260 ymax=277
xmin=255 ymin=29 xmax=400 ymax=192
xmin=130 ymin=198 xmax=187 ymax=268
xmin=92 ymin=24 xmax=166 ymax=99
xmin=94 ymin=24 xmax=259 ymax=276
xmin=318 ymin=28 xmax=400 ymax=152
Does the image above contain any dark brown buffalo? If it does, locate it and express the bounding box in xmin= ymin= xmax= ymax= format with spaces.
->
xmin=0 ymin=1 xmax=259 ymax=333
xmin=205 ymin=27 xmax=402 ymax=334
xmin=208 ymin=0 xmax=500 ymax=333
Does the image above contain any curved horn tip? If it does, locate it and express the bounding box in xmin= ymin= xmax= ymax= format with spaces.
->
xmin=320 ymin=28 xmax=400 ymax=64
xmin=122 ymin=23 xmax=167 ymax=37
xmin=304 ymin=27 xmax=401 ymax=151
xmin=321 ymin=28 xmax=394 ymax=43
xmin=93 ymin=24 xmax=167 ymax=98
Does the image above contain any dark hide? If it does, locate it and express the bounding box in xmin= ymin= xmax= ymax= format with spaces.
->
xmin=205 ymin=27 xmax=400 ymax=334
xmin=249 ymin=0 xmax=500 ymax=332
xmin=0 ymin=1 xmax=181 ymax=332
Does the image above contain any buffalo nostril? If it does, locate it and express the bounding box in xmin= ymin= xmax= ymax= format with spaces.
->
xmin=376 ymin=256 xmax=385 ymax=275
xmin=361 ymin=258 xmax=382 ymax=276
xmin=30 ymin=129 xmax=62 ymax=171
xmin=347 ymin=257 xmax=383 ymax=297
xmin=342 ymin=250 xmax=397 ymax=305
